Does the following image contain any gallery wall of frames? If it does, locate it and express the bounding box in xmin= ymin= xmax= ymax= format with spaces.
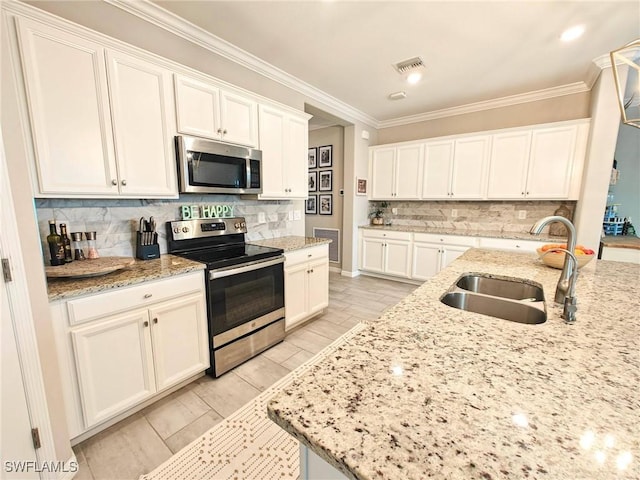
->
xmin=307 ymin=144 xmax=333 ymax=216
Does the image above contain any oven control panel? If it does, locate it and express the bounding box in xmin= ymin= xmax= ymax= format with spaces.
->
xmin=167 ymin=217 xmax=248 ymax=241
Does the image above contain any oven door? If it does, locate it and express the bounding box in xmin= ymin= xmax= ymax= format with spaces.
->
xmin=208 ymin=256 xmax=284 ymax=347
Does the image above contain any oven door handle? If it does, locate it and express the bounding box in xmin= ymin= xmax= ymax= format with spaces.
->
xmin=209 ymin=255 xmax=284 ymax=280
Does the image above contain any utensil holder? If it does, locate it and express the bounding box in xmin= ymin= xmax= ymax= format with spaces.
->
xmin=136 ymin=232 xmax=160 ymax=260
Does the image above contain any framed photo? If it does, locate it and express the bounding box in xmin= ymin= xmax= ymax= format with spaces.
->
xmin=319 ymin=170 xmax=332 ymax=191
xmin=356 ymin=177 xmax=367 ymax=196
xmin=319 ymin=194 xmax=333 ymax=215
xmin=308 ymin=171 xmax=317 ymax=192
xmin=308 ymin=147 xmax=317 ymax=168
xmin=318 ymin=145 xmax=333 ymax=167
xmin=305 ymin=195 xmax=317 ymax=214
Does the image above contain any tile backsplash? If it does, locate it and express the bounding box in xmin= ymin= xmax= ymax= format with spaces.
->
xmin=370 ymin=200 xmax=576 ymax=233
xmin=36 ymin=196 xmax=303 ymax=259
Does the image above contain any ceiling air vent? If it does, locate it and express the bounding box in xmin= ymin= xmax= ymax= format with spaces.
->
xmin=393 ymin=57 xmax=425 ymax=75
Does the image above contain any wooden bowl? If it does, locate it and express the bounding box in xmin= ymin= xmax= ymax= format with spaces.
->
xmin=536 ymin=248 xmax=594 ymax=269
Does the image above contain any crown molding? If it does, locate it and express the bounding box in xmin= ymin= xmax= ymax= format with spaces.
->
xmin=104 ymin=0 xmax=378 ymax=128
xmin=377 ymin=82 xmax=591 ymax=129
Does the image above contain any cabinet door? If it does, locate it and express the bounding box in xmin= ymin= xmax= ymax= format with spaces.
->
xmin=394 ymin=144 xmax=423 ymax=199
xmin=441 ymin=245 xmax=470 ymax=269
xmin=360 ymin=237 xmax=385 ymax=273
xmin=411 ymin=243 xmax=441 ymax=281
xmin=258 ymin=105 xmax=286 ymax=198
xmin=422 ymin=140 xmax=454 ymax=199
xmin=487 ymin=131 xmax=531 ymax=199
xmin=370 ymin=147 xmax=396 ymax=199
xmin=71 ymin=310 xmax=155 ymax=428
xmin=106 ymin=50 xmax=178 ymax=197
xmin=149 ymin=293 xmax=209 ymax=391
xmin=286 ymin=114 xmax=309 ymax=198
xmin=174 ymin=74 xmax=221 ymax=139
xmin=526 ymin=126 xmax=577 ymax=199
xmin=284 ymin=262 xmax=309 ymax=330
xmin=451 ymin=136 xmax=490 ymax=199
xmin=307 ymin=258 xmax=329 ymax=315
xmin=219 ymin=90 xmax=258 ymax=147
xmin=16 ymin=18 xmax=118 ymax=196
xmin=384 ymin=240 xmax=411 ymax=278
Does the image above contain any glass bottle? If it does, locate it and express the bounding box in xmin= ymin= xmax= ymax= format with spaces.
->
xmin=71 ymin=232 xmax=86 ymax=260
xmin=85 ymin=231 xmax=99 ymax=259
xmin=46 ymin=220 xmax=65 ymax=266
xmin=59 ymin=223 xmax=73 ymax=263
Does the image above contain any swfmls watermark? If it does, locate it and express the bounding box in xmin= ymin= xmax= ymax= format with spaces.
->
xmin=4 ymin=460 xmax=79 ymax=474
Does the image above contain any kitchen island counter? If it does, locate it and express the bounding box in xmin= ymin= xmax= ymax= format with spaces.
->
xmin=249 ymin=236 xmax=331 ymax=252
xmin=268 ymin=249 xmax=640 ymax=479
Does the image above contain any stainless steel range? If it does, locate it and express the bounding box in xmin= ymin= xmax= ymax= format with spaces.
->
xmin=167 ymin=217 xmax=285 ymax=377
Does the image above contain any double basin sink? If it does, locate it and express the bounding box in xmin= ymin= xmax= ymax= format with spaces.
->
xmin=440 ymin=273 xmax=546 ymax=324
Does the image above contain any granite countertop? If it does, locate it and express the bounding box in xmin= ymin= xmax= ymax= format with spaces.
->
xmin=249 ymin=236 xmax=331 ymax=252
xmin=268 ymin=249 xmax=640 ymax=479
xmin=360 ymin=224 xmax=565 ymax=243
xmin=47 ymin=254 xmax=205 ymax=301
xmin=601 ymin=235 xmax=640 ymax=250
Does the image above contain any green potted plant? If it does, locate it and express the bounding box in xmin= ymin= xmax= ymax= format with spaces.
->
xmin=369 ymin=201 xmax=389 ymax=225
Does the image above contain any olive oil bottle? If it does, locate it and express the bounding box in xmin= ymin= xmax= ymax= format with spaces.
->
xmin=59 ymin=223 xmax=73 ymax=263
xmin=47 ymin=220 xmax=65 ymax=266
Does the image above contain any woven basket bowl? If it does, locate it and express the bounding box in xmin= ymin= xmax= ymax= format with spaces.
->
xmin=536 ymin=248 xmax=594 ymax=269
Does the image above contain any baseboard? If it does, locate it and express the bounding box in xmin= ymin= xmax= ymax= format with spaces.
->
xmin=340 ymin=269 xmax=360 ymax=278
xmin=358 ymin=271 xmax=422 ymax=285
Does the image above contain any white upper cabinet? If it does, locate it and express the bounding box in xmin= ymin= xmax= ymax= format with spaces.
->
xmin=16 ymin=18 xmax=178 ymax=198
xmin=258 ymin=104 xmax=309 ymax=199
xmin=174 ymin=74 xmax=258 ymax=147
xmin=369 ymin=143 xmax=423 ymax=199
xmin=421 ymin=136 xmax=490 ymax=200
xmin=487 ymin=130 xmax=532 ymax=199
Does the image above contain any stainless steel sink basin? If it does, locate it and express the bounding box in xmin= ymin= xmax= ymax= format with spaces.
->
xmin=441 ymin=273 xmax=546 ymax=324
xmin=456 ymin=274 xmax=544 ymax=301
xmin=441 ymin=292 xmax=546 ymax=324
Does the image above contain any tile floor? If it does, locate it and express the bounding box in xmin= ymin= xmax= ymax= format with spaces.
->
xmin=73 ymin=273 xmax=418 ymax=480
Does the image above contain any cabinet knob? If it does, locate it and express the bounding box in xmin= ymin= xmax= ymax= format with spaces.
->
xmin=310 ymin=268 xmax=314 ymax=273
xmin=144 ymin=293 xmax=153 ymax=299
xmin=217 ymin=128 xmax=222 ymax=134
xmin=111 ymin=179 xmax=118 ymax=186
xmin=526 ymin=191 xmax=529 ymax=195
xmin=153 ymin=318 xmax=158 ymax=324
xmin=143 ymin=321 xmax=149 ymax=327
xmin=307 ymin=254 xmax=312 ymax=257
xmin=223 ymin=129 xmax=228 ymax=135
xmin=121 ymin=179 xmax=127 ymax=186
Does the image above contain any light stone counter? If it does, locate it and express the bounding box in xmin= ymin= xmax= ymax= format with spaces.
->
xmin=360 ymin=224 xmax=565 ymax=243
xmin=268 ymin=249 xmax=640 ymax=479
xmin=46 ymin=254 xmax=205 ymax=301
xmin=601 ymin=235 xmax=640 ymax=250
xmin=249 ymin=236 xmax=331 ymax=252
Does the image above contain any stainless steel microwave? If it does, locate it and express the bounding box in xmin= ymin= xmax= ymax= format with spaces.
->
xmin=176 ymin=135 xmax=262 ymax=194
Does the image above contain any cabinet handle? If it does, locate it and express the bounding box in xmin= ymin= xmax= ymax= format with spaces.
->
xmin=223 ymin=129 xmax=228 ymax=135
xmin=143 ymin=321 xmax=149 ymax=327
xmin=307 ymin=254 xmax=312 ymax=257
xmin=111 ymin=179 xmax=118 ymax=186
xmin=153 ymin=318 xmax=158 ymax=324
xmin=217 ymin=128 xmax=222 ymax=134
xmin=121 ymin=179 xmax=127 ymax=186
xmin=526 ymin=191 xmax=529 ymax=195
xmin=310 ymin=268 xmax=314 ymax=273
xmin=144 ymin=293 xmax=153 ymax=299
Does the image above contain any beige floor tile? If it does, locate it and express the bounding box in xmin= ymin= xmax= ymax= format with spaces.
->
xmin=260 ymin=339 xmax=302 ymax=364
xmin=193 ymin=372 xmax=261 ymax=418
xmin=233 ymin=354 xmax=291 ymax=391
xmin=143 ymin=389 xmax=211 ymax=440
xmin=285 ymin=328 xmax=334 ymax=354
xmin=281 ymin=349 xmax=316 ymax=370
xmin=72 ymin=446 xmax=94 ymax=480
xmin=304 ymin=317 xmax=354 ymax=340
xmin=164 ymin=410 xmax=224 ymax=454
xmin=81 ymin=415 xmax=172 ymax=480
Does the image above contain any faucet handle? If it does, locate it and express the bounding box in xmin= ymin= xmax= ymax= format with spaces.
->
xmin=562 ymin=296 xmax=578 ymax=323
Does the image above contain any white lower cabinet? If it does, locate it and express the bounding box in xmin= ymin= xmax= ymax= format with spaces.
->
xmin=50 ymin=271 xmax=209 ymax=438
xmin=359 ymin=230 xmax=412 ymax=278
xmin=411 ymin=233 xmax=478 ymax=281
xmin=284 ymin=245 xmax=329 ymax=330
xmin=477 ymin=237 xmax=549 ymax=252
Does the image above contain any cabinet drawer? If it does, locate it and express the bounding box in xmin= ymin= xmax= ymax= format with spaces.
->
xmin=285 ymin=244 xmax=328 ymax=268
xmin=478 ymin=237 xmax=548 ymax=252
xmin=67 ymin=271 xmax=205 ymax=326
xmin=413 ymin=233 xmax=477 ymax=247
xmin=361 ymin=229 xmax=412 ymax=241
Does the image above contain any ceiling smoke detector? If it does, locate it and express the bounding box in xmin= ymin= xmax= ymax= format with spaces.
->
xmin=393 ymin=57 xmax=426 ymax=84
xmin=388 ymin=91 xmax=407 ymax=100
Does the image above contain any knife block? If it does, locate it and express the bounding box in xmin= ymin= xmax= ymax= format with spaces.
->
xmin=136 ymin=232 xmax=160 ymax=260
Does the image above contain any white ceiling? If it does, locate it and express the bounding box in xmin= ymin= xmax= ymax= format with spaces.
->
xmin=150 ymin=1 xmax=639 ymax=126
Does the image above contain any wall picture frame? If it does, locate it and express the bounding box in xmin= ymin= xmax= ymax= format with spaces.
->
xmin=319 ymin=194 xmax=333 ymax=215
xmin=308 ymin=147 xmax=317 ymax=168
xmin=308 ymin=171 xmax=317 ymax=192
xmin=318 ymin=145 xmax=333 ymax=167
xmin=306 ymin=195 xmax=317 ymax=214
xmin=319 ymin=170 xmax=332 ymax=191
xmin=356 ymin=177 xmax=367 ymax=196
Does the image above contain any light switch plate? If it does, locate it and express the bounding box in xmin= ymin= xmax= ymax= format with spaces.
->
xmin=293 ymin=210 xmax=301 ymax=220
xmin=258 ymin=212 xmax=266 ymax=223
xmin=288 ymin=211 xmax=294 ymax=221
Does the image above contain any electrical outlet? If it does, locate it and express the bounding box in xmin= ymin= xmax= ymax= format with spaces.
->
xmin=451 ymin=209 xmax=458 ymax=218
xmin=391 ymin=208 xmax=398 ymax=215
xmin=518 ymin=210 xmax=527 ymax=220
xmin=257 ymin=212 xmax=266 ymax=223
xmin=288 ymin=211 xmax=294 ymax=221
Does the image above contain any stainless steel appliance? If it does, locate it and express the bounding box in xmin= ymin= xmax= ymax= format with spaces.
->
xmin=167 ymin=217 xmax=284 ymax=377
xmin=175 ymin=135 xmax=262 ymax=194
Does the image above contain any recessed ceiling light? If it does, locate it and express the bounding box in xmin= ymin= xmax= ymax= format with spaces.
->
xmin=560 ymin=25 xmax=585 ymax=42
xmin=406 ymin=72 xmax=422 ymax=84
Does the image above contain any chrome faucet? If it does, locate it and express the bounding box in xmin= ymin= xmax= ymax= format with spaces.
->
xmin=529 ymin=216 xmax=577 ymax=304
xmin=541 ymin=248 xmax=579 ymax=323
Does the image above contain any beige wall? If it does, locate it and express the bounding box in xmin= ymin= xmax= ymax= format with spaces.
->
xmin=376 ymin=91 xmax=592 ymax=144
